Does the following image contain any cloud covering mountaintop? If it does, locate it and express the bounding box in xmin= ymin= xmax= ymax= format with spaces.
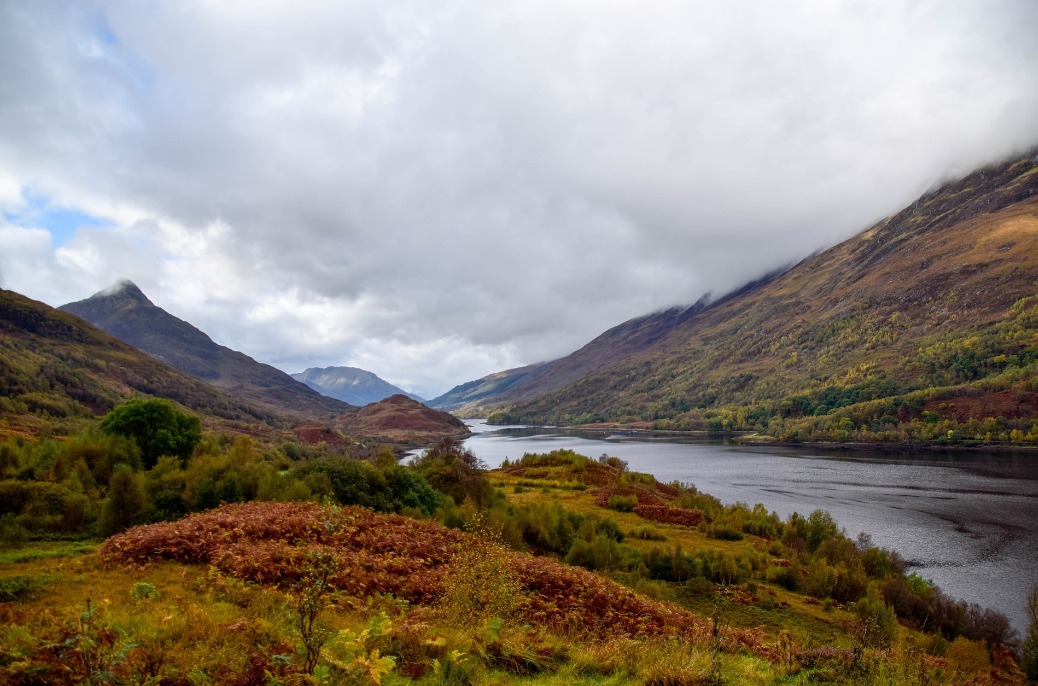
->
xmin=2 ymin=1 xmax=1037 ymax=398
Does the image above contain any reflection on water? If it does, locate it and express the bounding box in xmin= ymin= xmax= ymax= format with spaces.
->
xmin=458 ymin=421 xmax=1038 ymax=634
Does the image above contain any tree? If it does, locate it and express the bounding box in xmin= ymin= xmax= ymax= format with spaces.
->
xmin=413 ymin=437 xmax=493 ymax=508
xmin=99 ymin=464 xmax=146 ymax=536
xmin=1023 ymin=583 xmax=1038 ymax=680
xmin=99 ymin=398 xmax=202 ymax=469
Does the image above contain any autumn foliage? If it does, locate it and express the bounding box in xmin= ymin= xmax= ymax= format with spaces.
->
xmin=100 ymin=501 xmax=709 ymax=638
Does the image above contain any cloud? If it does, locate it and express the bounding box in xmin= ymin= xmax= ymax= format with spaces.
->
xmin=1 ymin=0 xmax=1037 ymax=399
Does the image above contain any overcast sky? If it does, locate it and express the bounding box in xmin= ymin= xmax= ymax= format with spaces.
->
xmin=2 ymin=1 xmax=1037 ymax=399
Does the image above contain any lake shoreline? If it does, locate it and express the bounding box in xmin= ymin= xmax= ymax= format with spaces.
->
xmin=464 ymin=419 xmax=1038 ymax=634
xmin=509 ymin=422 xmax=1038 ymax=456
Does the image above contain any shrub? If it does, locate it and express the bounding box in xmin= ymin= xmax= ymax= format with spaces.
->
xmin=292 ymin=458 xmax=393 ymax=511
xmin=1023 ymin=583 xmax=1038 ymax=680
xmin=0 ymin=574 xmax=36 ymax=601
xmin=630 ymin=525 xmax=667 ymax=541
xmin=131 ymin=581 xmax=158 ymax=600
xmin=382 ymin=464 xmax=444 ymax=516
xmin=635 ymin=505 xmax=702 ymax=527
xmin=414 ymin=438 xmax=493 ymax=508
xmin=707 ymin=525 xmax=743 ymax=541
xmin=565 ymin=534 xmax=624 ymax=572
xmin=62 ymin=428 xmax=142 ymax=486
xmin=607 ymin=494 xmax=637 ymax=512
xmin=441 ymin=517 xmax=523 ymax=627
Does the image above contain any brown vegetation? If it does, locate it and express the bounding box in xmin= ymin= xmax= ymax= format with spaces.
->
xmin=101 ymin=501 xmax=706 ymax=639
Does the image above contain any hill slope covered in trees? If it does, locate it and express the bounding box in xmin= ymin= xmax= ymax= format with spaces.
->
xmin=453 ymin=150 xmax=1038 ymax=444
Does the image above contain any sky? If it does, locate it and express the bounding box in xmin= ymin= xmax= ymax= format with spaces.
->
xmin=2 ymin=1 xmax=1037 ymax=400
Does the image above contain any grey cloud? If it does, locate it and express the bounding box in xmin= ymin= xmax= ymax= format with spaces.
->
xmin=1 ymin=1 xmax=1037 ymax=398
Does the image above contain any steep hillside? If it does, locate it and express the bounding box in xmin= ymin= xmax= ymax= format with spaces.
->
xmin=431 ymin=283 xmax=770 ymax=414
xmin=485 ymin=150 xmax=1038 ymax=443
xmin=428 ymin=363 xmax=544 ymax=411
xmin=293 ymin=365 xmax=424 ymax=405
xmin=0 ymin=288 xmax=281 ymax=436
xmin=60 ymin=281 xmax=351 ymax=419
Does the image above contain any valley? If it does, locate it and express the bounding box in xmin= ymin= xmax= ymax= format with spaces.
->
xmin=0 ymin=149 xmax=1037 ymax=683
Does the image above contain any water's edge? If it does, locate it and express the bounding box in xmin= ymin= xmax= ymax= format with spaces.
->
xmin=456 ymin=420 xmax=1038 ymax=635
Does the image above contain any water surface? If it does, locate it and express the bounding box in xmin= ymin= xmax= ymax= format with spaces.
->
xmin=457 ymin=421 xmax=1038 ymax=635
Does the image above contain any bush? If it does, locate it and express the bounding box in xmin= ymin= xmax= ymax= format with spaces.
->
xmin=414 ymin=438 xmax=493 ymax=508
xmin=1023 ymin=584 xmax=1038 ymax=680
xmin=442 ymin=518 xmax=523 ymax=626
xmin=630 ymin=525 xmax=667 ymax=541
xmin=292 ymin=458 xmax=393 ymax=511
xmin=383 ymin=464 xmax=444 ymax=517
xmin=0 ymin=575 xmax=36 ymax=601
xmin=62 ymin=429 xmax=142 ymax=486
xmin=131 ymin=581 xmax=158 ymax=600
xmin=707 ymin=525 xmax=743 ymax=541
xmin=607 ymin=494 xmax=637 ymax=512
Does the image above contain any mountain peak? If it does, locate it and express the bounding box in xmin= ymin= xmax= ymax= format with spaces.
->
xmin=293 ymin=366 xmax=425 ymax=405
xmin=96 ymin=279 xmax=153 ymax=305
xmin=60 ymin=284 xmax=352 ymax=417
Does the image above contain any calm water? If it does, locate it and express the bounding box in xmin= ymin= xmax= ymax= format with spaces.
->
xmin=457 ymin=421 xmax=1038 ymax=635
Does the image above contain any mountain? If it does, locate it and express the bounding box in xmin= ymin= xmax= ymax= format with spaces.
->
xmin=0 ymin=288 xmax=283 ymax=436
xmin=428 ymin=364 xmax=543 ymax=412
xmin=428 ymin=275 xmax=776 ymax=414
xmin=449 ymin=149 xmax=1038 ymax=442
xmin=60 ymin=281 xmax=351 ymax=419
xmin=337 ymin=394 xmax=469 ymax=442
xmin=293 ymin=366 xmax=424 ymax=406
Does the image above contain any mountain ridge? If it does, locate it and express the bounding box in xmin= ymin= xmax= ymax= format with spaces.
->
xmin=0 ymin=288 xmax=285 ymax=436
xmin=293 ymin=366 xmax=424 ymax=406
xmin=444 ymin=149 xmax=1038 ymax=442
xmin=60 ymin=282 xmax=352 ymax=419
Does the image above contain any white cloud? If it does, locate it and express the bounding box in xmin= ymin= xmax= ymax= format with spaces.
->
xmin=1 ymin=0 xmax=1037 ymax=398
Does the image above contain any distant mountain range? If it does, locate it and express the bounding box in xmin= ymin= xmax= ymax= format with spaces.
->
xmin=0 ymin=286 xmax=466 ymax=444
xmin=14 ymin=148 xmax=1038 ymax=445
xmin=293 ymin=366 xmax=424 ymax=406
xmin=60 ymin=281 xmax=351 ymax=420
xmin=431 ymin=149 xmax=1038 ymax=442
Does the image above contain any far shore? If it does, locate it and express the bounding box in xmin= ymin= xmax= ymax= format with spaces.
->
xmin=475 ymin=420 xmax=1038 ymax=455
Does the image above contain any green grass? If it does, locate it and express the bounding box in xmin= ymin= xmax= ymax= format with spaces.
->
xmin=0 ymin=540 xmax=97 ymax=564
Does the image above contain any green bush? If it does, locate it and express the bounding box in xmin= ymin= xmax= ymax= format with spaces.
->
xmin=413 ymin=438 xmax=493 ymax=508
xmin=131 ymin=581 xmax=158 ymax=600
xmin=0 ymin=575 xmax=37 ymax=601
xmin=607 ymin=494 xmax=637 ymax=512
xmin=630 ymin=524 xmax=667 ymax=541
xmin=292 ymin=458 xmax=393 ymax=511
xmin=383 ymin=464 xmax=444 ymax=516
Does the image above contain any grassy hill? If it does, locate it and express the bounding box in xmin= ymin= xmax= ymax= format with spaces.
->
xmin=478 ymin=150 xmax=1038 ymax=444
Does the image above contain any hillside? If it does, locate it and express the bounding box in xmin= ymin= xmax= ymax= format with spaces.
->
xmin=472 ymin=150 xmax=1038 ymax=443
xmin=60 ymin=281 xmax=351 ymax=420
xmin=338 ymin=394 xmax=469 ymax=442
xmin=293 ymin=365 xmax=424 ymax=405
xmin=1 ymin=468 xmax=1023 ymax=683
xmin=0 ymin=288 xmax=281 ymax=436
